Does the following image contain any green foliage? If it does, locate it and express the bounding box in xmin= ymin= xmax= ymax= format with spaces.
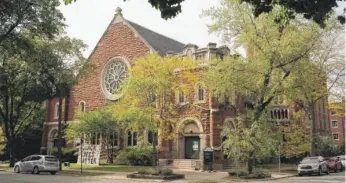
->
xmin=137 ymin=167 xmax=173 ymax=175
xmin=316 ymin=136 xmax=343 ymax=157
xmin=64 ymin=0 xmax=185 ymax=20
xmin=66 ymin=108 xmax=117 ymax=142
xmin=137 ymin=168 xmax=155 ymax=175
xmin=115 ymin=145 xmax=154 ymax=166
xmin=281 ymin=111 xmax=311 ymax=158
xmin=48 ymin=147 xmax=78 ymax=163
xmin=222 ymin=113 xmax=278 ymax=163
xmin=238 ymin=0 xmax=343 ymax=27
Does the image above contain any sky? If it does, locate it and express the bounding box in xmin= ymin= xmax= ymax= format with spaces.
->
xmin=58 ymin=0 xmax=222 ymax=57
xmin=59 ymin=0 xmax=345 ymax=57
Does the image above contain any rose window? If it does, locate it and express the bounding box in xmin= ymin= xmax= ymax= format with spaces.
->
xmin=102 ymin=57 xmax=129 ymax=100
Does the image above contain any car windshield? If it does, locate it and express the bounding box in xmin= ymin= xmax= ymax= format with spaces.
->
xmin=301 ymin=158 xmax=319 ymax=164
xmin=44 ymin=156 xmax=58 ymax=162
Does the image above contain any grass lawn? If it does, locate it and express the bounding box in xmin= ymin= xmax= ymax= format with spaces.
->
xmin=65 ymin=163 xmax=150 ymax=172
xmin=59 ymin=170 xmax=111 ymax=176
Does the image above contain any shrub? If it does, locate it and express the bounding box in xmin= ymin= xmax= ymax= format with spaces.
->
xmin=228 ymin=171 xmax=248 ymax=177
xmin=240 ymin=171 xmax=271 ymax=179
xmin=115 ymin=145 xmax=153 ymax=166
xmin=138 ymin=168 xmax=155 ymax=175
xmin=49 ymin=147 xmax=78 ymax=163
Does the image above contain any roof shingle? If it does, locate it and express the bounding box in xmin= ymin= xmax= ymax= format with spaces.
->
xmin=128 ymin=21 xmax=185 ymax=56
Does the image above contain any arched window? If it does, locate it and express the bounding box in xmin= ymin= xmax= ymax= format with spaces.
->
xmin=127 ymin=131 xmax=132 ymax=146
xmin=197 ymin=85 xmax=205 ymax=101
xmin=148 ymin=131 xmax=158 ymax=145
xmin=284 ymin=109 xmax=288 ymax=119
xmin=178 ymin=91 xmax=185 ymax=103
xmin=52 ymin=130 xmax=58 ymax=147
xmin=270 ymin=111 xmax=274 ymax=119
xmin=274 ymin=110 xmax=277 ymax=119
xmin=54 ymin=103 xmax=60 ymax=119
xmin=79 ymin=101 xmax=86 ymax=112
xmin=278 ymin=110 xmax=281 ymax=119
xmin=133 ymin=132 xmax=137 ymax=146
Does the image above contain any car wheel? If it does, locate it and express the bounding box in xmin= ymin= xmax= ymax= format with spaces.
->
xmin=14 ymin=166 xmax=20 ymax=173
xmin=298 ymin=173 xmax=303 ymax=176
xmin=50 ymin=171 xmax=57 ymax=175
xmin=32 ymin=167 xmax=40 ymax=175
xmin=326 ymin=167 xmax=330 ymax=175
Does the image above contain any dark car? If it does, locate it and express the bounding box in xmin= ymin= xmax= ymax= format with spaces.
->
xmin=327 ymin=157 xmax=343 ymax=173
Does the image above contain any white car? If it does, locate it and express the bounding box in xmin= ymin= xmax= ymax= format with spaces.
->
xmin=13 ymin=155 xmax=59 ymax=175
xmin=297 ymin=156 xmax=329 ymax=176
xmin=336 ymin=155 xmax=345 ymax=169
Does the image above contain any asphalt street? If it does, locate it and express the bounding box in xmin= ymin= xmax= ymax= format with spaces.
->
xmin=0 ymin=171 xmax=136 ymax=183
xmin=251 ymin=172 xmax=346 ymax=183
xmin=0 ymin=171 xmax=345 ymax=183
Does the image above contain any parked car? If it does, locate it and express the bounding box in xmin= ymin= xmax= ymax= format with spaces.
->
xmin=326 ymin=157 xmax=343 ymax=172
xmin=336 ymin=155 xmax=345 ymax=169
xmin=13 ymin=155 xmax=59 ymax=175
xmin=297 ymin=156 xmax=329 ymax=176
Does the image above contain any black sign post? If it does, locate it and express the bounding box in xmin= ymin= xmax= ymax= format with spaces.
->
xmin=203 ymin=147 xmax=213 ymax=171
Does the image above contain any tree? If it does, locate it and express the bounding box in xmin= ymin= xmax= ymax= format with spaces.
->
xmin=239 ymin=0 xmax=345 ymax=26
xmin=0 ymin=0 xmax=65 ymax=44
xmin=222 ymin=112 xmax=277 ymax=173
xmin=0 ymin=0 xmax=87 ymax=167
xmin=63 ymin=0 xmax=344 ymax=24
xmin=203 ymin=0 xmax=329 ymax=173
xmin=50 ymin=36 xmax=86 ymax=170
xmin=66 ymin=108 xmax=118 ymax=163
xmin=113 ymin=53 xmax=196 ymax=167
xmin=64 ymin=0 xmax=185 ymax=20
xmin=287 ymin=19 xmax=345 ymax=155
xmin=281 ymin=111 xmax=311 ymax=158
xmin=0 ymin=34 xmax=85 ymax=167
xmin=316 ymin=136 xmax=343 ymax=157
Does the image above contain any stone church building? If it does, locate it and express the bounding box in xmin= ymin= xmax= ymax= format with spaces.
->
xmin=40 ymin=8 xmax=330 ymax=170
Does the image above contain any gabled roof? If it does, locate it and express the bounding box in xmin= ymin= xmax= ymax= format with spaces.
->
xmin=127 ymin=21 xmax=185 ymax=56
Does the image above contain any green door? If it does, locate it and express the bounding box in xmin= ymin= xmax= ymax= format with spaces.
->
xmin=185 ymin=136 xmax=200 ymax=159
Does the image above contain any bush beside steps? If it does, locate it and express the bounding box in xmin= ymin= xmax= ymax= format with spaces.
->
xmin=228 ymin=170 xmax=271 ymax=179
xmin=127 ymin=168 xmax=185 ymax=180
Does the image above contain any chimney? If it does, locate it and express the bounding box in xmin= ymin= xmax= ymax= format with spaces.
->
xmin=207 ymin=42 xmax=217 ymax=49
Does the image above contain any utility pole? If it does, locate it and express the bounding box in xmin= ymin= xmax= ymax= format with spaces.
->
xmin=279 ymin=123 xmax=281 ymax=173
xmin=80 ymin=134 xmax=83 ymax=175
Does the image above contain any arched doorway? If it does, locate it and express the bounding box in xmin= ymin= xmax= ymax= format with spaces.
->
xmin=47 ymin=128 xmax=58 ymax=149
xmin=177 ymin=118 xmax=204 ymax=159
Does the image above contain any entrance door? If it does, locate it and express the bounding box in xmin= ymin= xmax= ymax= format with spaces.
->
xmin=185 ymin=136 xmax=200 ymax=159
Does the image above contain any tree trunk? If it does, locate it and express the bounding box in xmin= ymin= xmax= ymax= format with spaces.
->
xmin=310 ymin=106 xmax=316 ymax=156
xmin=8 ymin=139 xmax=15 ymax=167
xmin=247 ymin=151 xmax=254 ymax=174
xmin=152 ymin=132 xmax=157 ymax=168
xmin=57 ymin=97 xmax=63 ymax=171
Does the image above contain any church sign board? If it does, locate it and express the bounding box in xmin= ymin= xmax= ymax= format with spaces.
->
xmin=77 ymin=144 xmax=101 ymax=165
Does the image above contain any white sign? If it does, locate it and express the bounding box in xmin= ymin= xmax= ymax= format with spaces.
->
xmin=77 ymin=144 xmax=101 ymax=165
xmin=193 ymin=141 xmax=199 ymax=151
